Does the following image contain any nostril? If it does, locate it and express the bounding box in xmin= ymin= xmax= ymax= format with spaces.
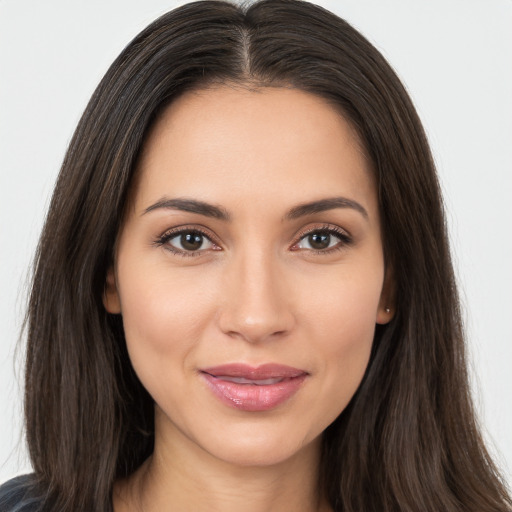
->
xmin=216 ymin=259 xmax=295 ymax=342
xmin=219 ymin=314 xmax=294 ymax=344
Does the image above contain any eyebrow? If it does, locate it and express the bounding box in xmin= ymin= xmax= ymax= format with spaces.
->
xmin=142 ymin=195 xmax=368 ymax=222
xmin=142 ymin=198 xmax=230 ymax=220
xmin=284 ymin=197 xmax=368 ymax=221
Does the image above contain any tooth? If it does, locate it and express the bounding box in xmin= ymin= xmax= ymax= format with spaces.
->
xmin=217 ymin=376 xmax=283 ymax=385
xmin=254 ymin=378 xmax=281 ymax=385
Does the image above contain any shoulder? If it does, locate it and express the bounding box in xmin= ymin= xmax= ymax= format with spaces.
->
xmin=0 ymin=474 xmax=42 ymax=512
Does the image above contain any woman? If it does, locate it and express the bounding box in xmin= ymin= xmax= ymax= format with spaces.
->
xmin=0 ymin=0 xmax=510 ymax=510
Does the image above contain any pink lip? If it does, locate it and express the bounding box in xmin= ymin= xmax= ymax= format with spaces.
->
xmin=200 ymin=364 xmax=308 ymax=412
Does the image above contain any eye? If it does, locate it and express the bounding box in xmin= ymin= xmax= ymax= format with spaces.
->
xmin=291 ymin=226 xmax=352 ymax=253
xmin=169 ymin=231 xmax=213 ymax=251
xmin=156 ymin=228 xmax=219 ymax=256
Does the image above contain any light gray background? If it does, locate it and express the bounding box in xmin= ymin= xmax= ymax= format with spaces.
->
xmin=1 ymin=0 xmax=511 ymax=484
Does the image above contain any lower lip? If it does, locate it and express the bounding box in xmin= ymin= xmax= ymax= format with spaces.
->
xmin=201 ymin=373 xmax=307 ymax=412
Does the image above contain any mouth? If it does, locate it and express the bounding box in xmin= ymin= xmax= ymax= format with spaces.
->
xmin=200 ymin=363 xmax=308 ymax=412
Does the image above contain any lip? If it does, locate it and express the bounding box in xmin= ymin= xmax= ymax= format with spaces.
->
xmin=200 ymin=363 xmax=308 ymax=412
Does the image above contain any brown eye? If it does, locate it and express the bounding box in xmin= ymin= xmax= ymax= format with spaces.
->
xmin=294 ymin=228 xmax=350 ymax=252
xmin=167 ymin=230 xmax=214 ymax=252
xmin=308 ymin=232 xmax=331 ymax=250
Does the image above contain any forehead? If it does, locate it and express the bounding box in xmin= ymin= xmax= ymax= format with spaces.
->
xmin=133 ymin=86 xmax=376 ymax=216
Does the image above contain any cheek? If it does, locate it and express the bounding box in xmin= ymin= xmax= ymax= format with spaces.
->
xmin=312 ymin=294 xmax=377 ymax=375
xmin=299 ymin=263 xmax=383 ymax=408
xmin=116 ymin=258 xmax=218 ymax=379
xmin=300 ymin=259 xmax=383 ymax=343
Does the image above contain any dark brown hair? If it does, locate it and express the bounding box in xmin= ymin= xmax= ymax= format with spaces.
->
xmin=22 ymin=1 xmax=511 ymax=510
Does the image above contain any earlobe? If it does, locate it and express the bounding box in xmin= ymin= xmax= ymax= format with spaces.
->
xmin=103 ymin=267 xmax=121 ymax=314
xmin=376 ymin=304 xmax=394 ymax=325
xmin=376 ymin=267 xmax=395 ymax=325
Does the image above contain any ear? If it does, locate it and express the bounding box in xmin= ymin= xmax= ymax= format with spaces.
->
xmin=376 ymin=266 xmax=395 ymax=325
xmin=103 ymin=266 xmax=121 ymax=314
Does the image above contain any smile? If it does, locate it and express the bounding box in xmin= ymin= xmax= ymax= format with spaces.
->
xmin=200 ymin=364 xmax=308 ymax=412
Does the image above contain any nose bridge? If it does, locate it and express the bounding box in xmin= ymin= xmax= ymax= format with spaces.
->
xmin=218 ymin=244 xmax=293 ymax=343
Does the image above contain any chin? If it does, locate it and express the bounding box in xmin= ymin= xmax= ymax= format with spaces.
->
xmin=210 ymin=435 xmax=319 ymax=468
xmin=189 ymin=418 xmax=324 ymax=468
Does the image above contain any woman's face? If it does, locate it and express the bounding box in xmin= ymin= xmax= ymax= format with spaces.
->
xmin=105 ymin=86 xmax=393 ymax=467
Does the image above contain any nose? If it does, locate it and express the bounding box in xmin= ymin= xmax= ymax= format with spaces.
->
xmin=217 ymin=249 xmax=295 ymax=344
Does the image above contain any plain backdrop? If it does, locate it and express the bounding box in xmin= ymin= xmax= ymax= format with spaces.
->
xmin=1 ymin=0 xmax=511 ymax=485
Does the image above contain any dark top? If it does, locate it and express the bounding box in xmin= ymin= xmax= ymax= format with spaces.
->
xmin=0 ymin=474 xmax=41 ymax=512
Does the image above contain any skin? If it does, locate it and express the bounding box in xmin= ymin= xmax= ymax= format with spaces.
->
xmin=105 ymin=86 xmax=394 ymax=512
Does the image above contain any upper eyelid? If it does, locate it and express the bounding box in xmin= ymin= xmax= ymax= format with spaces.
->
xmin=160 ymin=224 xmax=218 ymax=241
xmin=293 ymin=223 xmax=351 ymax=240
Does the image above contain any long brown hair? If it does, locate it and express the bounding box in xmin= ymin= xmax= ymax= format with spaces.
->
xmin=23 ymin=1 xmax=511 ymax=510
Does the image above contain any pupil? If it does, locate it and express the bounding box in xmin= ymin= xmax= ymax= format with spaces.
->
xmin=181 ymin=232 xmax=203 ymax=250
xmin=309 ymin=232 xmax=330 ymax=249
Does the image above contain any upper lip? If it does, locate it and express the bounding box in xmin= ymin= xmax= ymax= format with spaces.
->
xmin=201 ymin=363 xmax=307 ymax=379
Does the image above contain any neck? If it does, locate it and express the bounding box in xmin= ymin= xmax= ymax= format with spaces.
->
xmin=114 ymin=419 xmax=331 ymax=512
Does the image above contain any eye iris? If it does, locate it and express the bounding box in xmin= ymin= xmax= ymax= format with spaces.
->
xmin=309 ymin=232 xmax=330 ymax=250
xmin=181 ymin=232 xmax=203 ymax=251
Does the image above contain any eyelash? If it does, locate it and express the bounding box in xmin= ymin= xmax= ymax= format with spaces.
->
xmin=291 ymin=224 xmax=353 ymax=255
xmin=154 ymin=224 xmax=352 ymax=258
xmin=154 ymin=226 xmax=219 ymax=258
